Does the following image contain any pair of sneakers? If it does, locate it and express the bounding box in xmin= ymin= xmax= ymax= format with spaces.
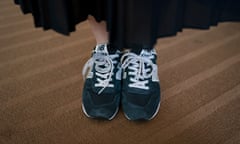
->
xmin=82 ymin=43 xmax=161 ymax=120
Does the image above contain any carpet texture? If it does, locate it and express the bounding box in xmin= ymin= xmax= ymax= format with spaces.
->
xmin=0 ymin=1 xmax=240 ymax=144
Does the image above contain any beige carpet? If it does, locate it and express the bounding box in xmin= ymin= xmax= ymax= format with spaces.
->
xmin=1 ymin=1 xmax=240 ymax=144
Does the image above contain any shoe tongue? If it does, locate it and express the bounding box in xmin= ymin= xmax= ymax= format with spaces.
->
xmin=140 ymin=49 xmax=153 ymax=58
xmin=95 ymin=44 xmax=109 ymax=54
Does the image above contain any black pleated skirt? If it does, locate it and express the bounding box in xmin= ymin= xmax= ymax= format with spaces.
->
xmin=14 ymin=0 xmax=240 ymax=49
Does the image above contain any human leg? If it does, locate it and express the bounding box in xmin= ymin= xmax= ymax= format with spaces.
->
xmin=87 ymin=15 xmax=109 ymax=44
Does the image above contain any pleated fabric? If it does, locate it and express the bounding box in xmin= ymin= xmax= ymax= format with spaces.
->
xmin=14 ymin=0 xmax=240 ymax=50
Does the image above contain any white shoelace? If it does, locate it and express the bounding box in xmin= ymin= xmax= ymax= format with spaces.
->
xmin=121 ymin=52 xmax=155 ymax=90
xmin=82 ymin=51 xmax=119 ymax=94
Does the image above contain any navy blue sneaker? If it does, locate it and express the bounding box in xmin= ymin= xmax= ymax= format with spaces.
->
xmin=82 ymin=44 xmax=121 ymax=120
xmin=121 ymin=49 xmax=161 ymax=120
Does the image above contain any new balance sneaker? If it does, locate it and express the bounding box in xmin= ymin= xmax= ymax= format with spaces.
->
xmin=82 ymin=44 xmax=121 ymax=120
xmin=121 ymin=49 xmax=161 ymax=120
